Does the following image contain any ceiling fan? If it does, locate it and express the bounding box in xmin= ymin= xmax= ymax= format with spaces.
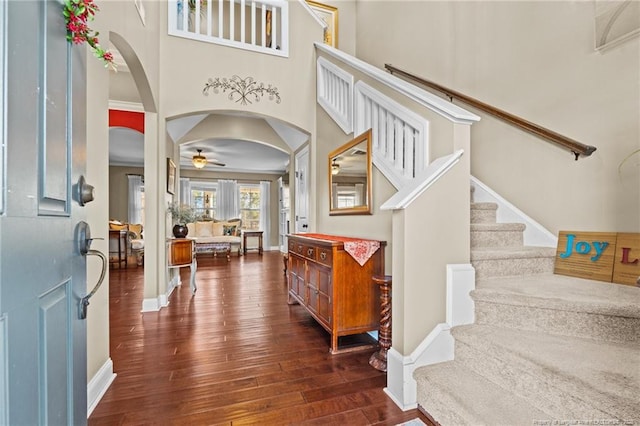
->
xmin=183 ymin=148 xmax=225 ymax=168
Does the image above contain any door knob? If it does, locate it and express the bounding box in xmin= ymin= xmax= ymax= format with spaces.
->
xmin=76 ymin=175 xmax=95 ymax=206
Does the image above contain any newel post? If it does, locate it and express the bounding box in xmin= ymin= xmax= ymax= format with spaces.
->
xmin=369 ymin=275 xmax=392 ymax=372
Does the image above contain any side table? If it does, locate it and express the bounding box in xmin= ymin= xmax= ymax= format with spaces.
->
xmin=167 ymin=238 xmax=197 ymax=294
xmin=243 ymin=230 xmax=263 ymax=255
xmin=109 ymin=229 xmax=128 ymax=269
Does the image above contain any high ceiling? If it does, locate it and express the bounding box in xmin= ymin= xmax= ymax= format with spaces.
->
xmin=108 ymin=51 xmax=307 ymax=174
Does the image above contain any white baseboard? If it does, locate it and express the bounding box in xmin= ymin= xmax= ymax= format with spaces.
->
xmin=386 ymin=325 xmax=454 ymax=410
xmin=386 ymin=263 xmax=475 ymax=410
xmin=141 ymin=297 xmax=160 ymax=312
xmin=141 ymin=276 xmax=177 ymax=312
xmin=87 ymin=358 xmax=117 ymax=417
xmin=471 ymin=176 xmax=557 ymax=247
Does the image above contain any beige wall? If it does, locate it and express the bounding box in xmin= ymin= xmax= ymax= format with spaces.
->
xmin=109 ymin=166 xmax=144 ymax=222
xmin=160 ymin=1 xmax=323 ymax=133
xmin=356 ymin=1 xmax=640 ymax=234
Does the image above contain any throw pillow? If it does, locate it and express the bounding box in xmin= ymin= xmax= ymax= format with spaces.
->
xmin=212 ymin=222 xmax=224 ymax=236
xmin=223 ymin=225 xmax=238 ymax=236
xmin=195 ymin=221 xmax=213 ymax=237
xmin=186 ymin=223 xmax=195 ymax=236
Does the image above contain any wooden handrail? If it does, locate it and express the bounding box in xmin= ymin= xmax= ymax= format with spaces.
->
xmin=385 ymin=64 xmax=596 ymax=160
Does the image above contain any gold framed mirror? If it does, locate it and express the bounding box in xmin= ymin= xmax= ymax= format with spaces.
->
xmin=329 ymin=129 xmax=372 ymax=215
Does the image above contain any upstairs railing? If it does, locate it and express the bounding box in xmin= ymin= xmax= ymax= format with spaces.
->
xmin=385 ymin=64 xmax=597 ymax=160
xmin=315 ymin=44 xmax=479 ymax=190
xmin=168 ymin=0 xmax=289 ymax=57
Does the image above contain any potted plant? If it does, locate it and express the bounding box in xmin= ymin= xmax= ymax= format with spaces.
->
xmin=167 ymin=203 xmax=198 ymax=238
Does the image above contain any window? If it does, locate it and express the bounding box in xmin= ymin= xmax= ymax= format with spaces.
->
xmin=239 ymin=185 xmax=261 ymax=230
xmin=190 ymin=182 xmax=217 ymax=219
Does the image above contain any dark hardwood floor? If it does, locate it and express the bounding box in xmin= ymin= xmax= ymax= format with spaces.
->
xmin=89 ymin=251 xmax=434 ymax=425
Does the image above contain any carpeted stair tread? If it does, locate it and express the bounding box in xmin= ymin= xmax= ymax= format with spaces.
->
xmin=471 ymin=246 xmax=556 ymax=260
xmin=470 ymin=202 xmax=498 ymax=210
xmin=414 ymin=361 xmax=550 ymax=425
xmin=474 ymin=274 xmax=640 ymax=318
xmin=452 ymin=325 xmax=640 ymax=419
xmin=471 ymin=222 xmax=526 ymax=231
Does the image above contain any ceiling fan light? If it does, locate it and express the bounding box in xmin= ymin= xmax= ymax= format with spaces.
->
xmin=192 ymin=154 xmax=207 ymax=169
xmin=331 ymin=163 xmax=340 ymax=175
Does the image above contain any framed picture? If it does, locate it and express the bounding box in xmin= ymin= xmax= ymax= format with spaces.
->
xmin=307 ymin=1 xmax=338 ymax=48
xmin=167 ymin=158 xmax=176 ymax=195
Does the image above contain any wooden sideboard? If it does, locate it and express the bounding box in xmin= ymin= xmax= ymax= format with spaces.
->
xmin=167 ymin=238 xmax=197 ymax=294
xmin=287 ymin=234 xmax=385 ymax=354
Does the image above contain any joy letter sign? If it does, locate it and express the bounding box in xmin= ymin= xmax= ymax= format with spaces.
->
xmin=554 ymin=231 xmax=640 ymax=286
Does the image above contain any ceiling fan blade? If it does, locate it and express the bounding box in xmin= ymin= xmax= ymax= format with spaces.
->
xmin=208 ymin=160 xmax=226 ymax=167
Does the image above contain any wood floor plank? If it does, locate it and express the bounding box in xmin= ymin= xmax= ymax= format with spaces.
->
xmin=89 ymin=252 xmax=434 ymax=425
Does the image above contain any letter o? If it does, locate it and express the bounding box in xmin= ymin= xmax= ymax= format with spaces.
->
xmin=576 ymin=241 xmax=591 ymax=254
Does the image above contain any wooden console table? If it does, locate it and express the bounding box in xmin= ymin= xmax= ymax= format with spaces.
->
xmin=167 ymin=238 xmax=197 ymax=294
xmin=287 ymin=233 xmax=385 ymax=354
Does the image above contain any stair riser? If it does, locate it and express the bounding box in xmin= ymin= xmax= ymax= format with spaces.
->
xmin=471 ymin=230 xmax=523 ymax=248
xmin=473 ymin=257 xmax=555 ymax=279
xmin=454 ymin=341 xmax=615 ymax=419
xmin=473 ymin=300 xmax=640 ymax=344
xmin=471 ymin=209 xmax=497 ymax=224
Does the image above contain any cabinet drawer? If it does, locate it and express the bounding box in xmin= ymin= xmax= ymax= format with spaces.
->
xmin=301 ymin=244 xmax=316 ymax=260
xmin=291 ymin=242 xmax=311 ymax=258
xmin=316 ymin=247 xmax=332 ymax=267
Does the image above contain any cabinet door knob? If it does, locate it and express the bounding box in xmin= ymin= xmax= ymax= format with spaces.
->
xmin=320 ymin=252 xmax=327 ymax=260
xmin=307 ymin=248 xmax=314 ymax=256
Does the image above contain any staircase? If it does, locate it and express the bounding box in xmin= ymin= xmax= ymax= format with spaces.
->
xmin=413 ymin=187 xmax=640 ymax=425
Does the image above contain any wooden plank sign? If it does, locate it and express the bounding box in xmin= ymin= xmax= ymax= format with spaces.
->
xmin=612 ymin=233 xmax=640 ymax=286
xmin=554 ymin=231 xmax=618 ymax=282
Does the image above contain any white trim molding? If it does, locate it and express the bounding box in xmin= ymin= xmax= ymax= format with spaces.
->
xmin=141 ymin=283 xmax=175 ymax=312
xmin=386 ymin=263 xmax=475 ymax=410
xmin=471 ymin=176 xmax=557 ymax=247
xmin=87 ymin=358 xmax=117 ymax=417
xmin=108 ymin=100 xmax=144 ymax=112
xmin=315 ymin=43 xmax=480 ymax=125
xmin=317 ymin=56 xmax=354 ymax=134
xmin=386 ymin=324 xmax=454 ymax=410
xmin=381 ymin=150 xmax=464 ymax=209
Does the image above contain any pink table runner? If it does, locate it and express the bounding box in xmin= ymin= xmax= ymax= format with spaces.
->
xmin=294 ymin=233 xmax=381 ymax=266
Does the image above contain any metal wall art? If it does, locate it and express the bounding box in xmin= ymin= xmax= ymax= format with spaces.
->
xmin=203 ymin=75 xmax=281 ymax=105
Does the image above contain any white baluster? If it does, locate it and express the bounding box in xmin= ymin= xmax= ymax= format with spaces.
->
xmin=240 ymin=0 xmax=245 ymax=43
xmin=271 ymin=7 xmax=278 ymax=49
xmin=394 ymin=117 xmax=403 ymax=171
xmin=207 ymin=0 xmax=212 ymax=36
xmin=218 ymin=0 xmax=223 ymax=38
xmin=251 ymin=2 xmax=256 ymax=45
xmin=261 ymin=5 xmax=266 ymax=47
xmin=230 ymin=0 xmax=235 ymax=41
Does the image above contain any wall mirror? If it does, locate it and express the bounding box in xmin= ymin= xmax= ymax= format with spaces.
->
xmin=329 ymin=129 xmax=372 ymax=215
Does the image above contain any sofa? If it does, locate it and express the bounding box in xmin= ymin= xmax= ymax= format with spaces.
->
xmin=186 ymin=219 xmax=243 ymax=257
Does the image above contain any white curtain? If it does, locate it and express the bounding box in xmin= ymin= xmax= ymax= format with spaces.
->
xmin=259 ymin=181 xmax=271 ymax=248
xmin=179 ymin=178 xmax=191 ymax=206
xmin=217 ymin=179 xmax=239 ymax=220
xmin=127 ymin=174 xmax=143 ymax=224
